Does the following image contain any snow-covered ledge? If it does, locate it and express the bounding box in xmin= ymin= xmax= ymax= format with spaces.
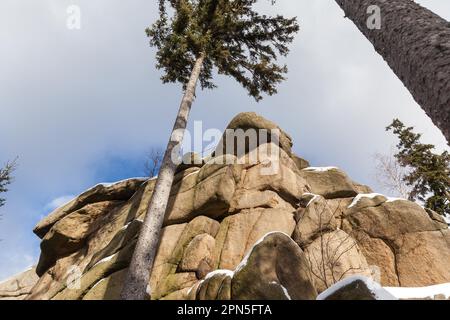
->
xmin=317 ymin=275 xmax=397 ymax=300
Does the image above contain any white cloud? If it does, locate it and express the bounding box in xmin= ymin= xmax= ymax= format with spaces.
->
xmin=0 ymin=0 xmax=449 ymax=280
xmin=45 ymin=195 xmax=75 ymax=211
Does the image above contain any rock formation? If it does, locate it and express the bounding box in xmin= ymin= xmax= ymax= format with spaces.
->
xmin=0 ymin=267 xmax=39 ymax=300
xmin=3 ymin=112 xmax=449 ymax=300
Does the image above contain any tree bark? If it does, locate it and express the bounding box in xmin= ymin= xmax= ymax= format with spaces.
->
xmin=120 ymin=54 xmax=205 ymax=300
xmin=335 ymin=0 xmax=450 ymax=143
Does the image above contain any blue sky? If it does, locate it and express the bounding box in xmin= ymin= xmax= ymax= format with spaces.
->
xmin=0 ymin=0 xmax=449 ymax=280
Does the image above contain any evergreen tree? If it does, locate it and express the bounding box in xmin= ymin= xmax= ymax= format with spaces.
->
xmin=0 ymin=159 xmax=17 ymax=208
xmin=335 ymin=0 xmax=450 ymax=143
xmin=387 ymin=119 xmax=450 ymax=216
xmin=121 ymin=0 xmax=299 ymax=300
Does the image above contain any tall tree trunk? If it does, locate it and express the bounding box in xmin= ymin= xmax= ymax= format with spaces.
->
xmin=335 ymin=0 xmax=450 ymax=143
xmin=121 ymin=54 xmax=205 ymax=300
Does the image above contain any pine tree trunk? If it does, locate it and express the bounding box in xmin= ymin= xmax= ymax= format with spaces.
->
xmin=120 ymin=54 xmax=205 ymax=300
xmin=335 ymin=0 xmax=450 ymax=143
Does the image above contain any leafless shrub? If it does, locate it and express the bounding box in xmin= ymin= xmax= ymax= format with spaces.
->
xmin=373 ymin=151 xmax=412 ymax=199
xmin=0 ymin=158 xmax=17 ymax=210
xmin=144 ymin=148 xmax=163 ymax=177
xmin=304 ymin=199 xmax=362 ymax=290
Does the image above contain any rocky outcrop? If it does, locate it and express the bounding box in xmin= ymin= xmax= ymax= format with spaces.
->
xmin=0 ymin=267 xmax=39 ymax=300
xmin=7 ymin=112 xmax=448 ymax=300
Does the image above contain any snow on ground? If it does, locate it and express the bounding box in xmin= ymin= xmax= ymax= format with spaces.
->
xmin=317 ymin=276 xmax=450 ymax=300
xmin=303 ymin=167 xmax=339 ymax=172
xmin=317 ymin=276 xmax=397 ymax=300
xmin=384 ymin=283 xmax=450 ymax=300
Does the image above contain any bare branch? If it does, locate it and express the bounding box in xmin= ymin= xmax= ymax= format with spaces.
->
xmin=143 ymin=148 xmax=164 ymax=178
xmin=0 ymin=157 xmax=18 ymax=209
xmin=305 ymin=198 xmax=363 ymax=290
xmin=373 ymin=150 xmax=412 ymax=199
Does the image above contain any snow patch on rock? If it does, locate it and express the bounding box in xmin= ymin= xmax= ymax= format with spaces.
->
xmin=204 ymin=269 xmax=234 ymax=280
xmin=90 ymin=278 xmax=106 ymax=291
xmin=94 ymin=177 xmax=148 ymax=188
xmin=385 ymin=197 xmax=408 ymax=203
xmin=443 ymin=214 xmax=450 ymax=225
xmin=317 ymin=275 xmax=397 ymax=300
xmin=302 ymin=193 xmax=321 ymax=207
xmin=348 ymin=193 xmax=385 ymax=208
xmin=270 ymin=281 xmax=291 ymax=300
xmin=234 ymin=231 xmax=291 ymax=273
xmin=92 ymin=252 xmax=118 ymax=268
xmin=303 ymin=167 xmax=339 ymax=172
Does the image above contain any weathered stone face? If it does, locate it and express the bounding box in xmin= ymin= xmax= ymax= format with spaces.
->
xmin=300 ymin=167 xmax=360 ymax=199
xmin=214 ymin=112 xmax=294 ymax=157
xmin=191 ymin=232 xmax=317 ymax=301
xmin=36 ymin=200 xmax=125 ymax=276
xmin=231 ymin=232 xmax=317 ymax=300
xmin=33 ymin=178 xmax=148 ymax=239
xmin=16 ymin=113 xmax=450 ymax=301
xmin=293 ymin=194 xmax=340 ymax=248
xmin=341 ymin=196 xmax=450 ymax=288
xmin=393 ymin=230 xmax=450 ymax=287
xmin=213 ymin=208 xmax=296 ymax=271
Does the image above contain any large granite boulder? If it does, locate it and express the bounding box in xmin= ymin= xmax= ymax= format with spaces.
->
xmin=293 ymin=194 xmax=340 ymax=247
xmin=191 ymin=232 xmax=317 ymax=300
xmin=300 ymin=167 xmax=359 ymax=199
xmin=215 ymin=112 xmax=294 ymax=156
xmin=232 ymin=232 xmax=317 ymax=300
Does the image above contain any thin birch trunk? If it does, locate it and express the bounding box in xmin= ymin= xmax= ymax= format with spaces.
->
xmin=121 ymin=54 xmax=205 ymax=300
xmin=335 ymin=0 xmax=450 ymax=143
